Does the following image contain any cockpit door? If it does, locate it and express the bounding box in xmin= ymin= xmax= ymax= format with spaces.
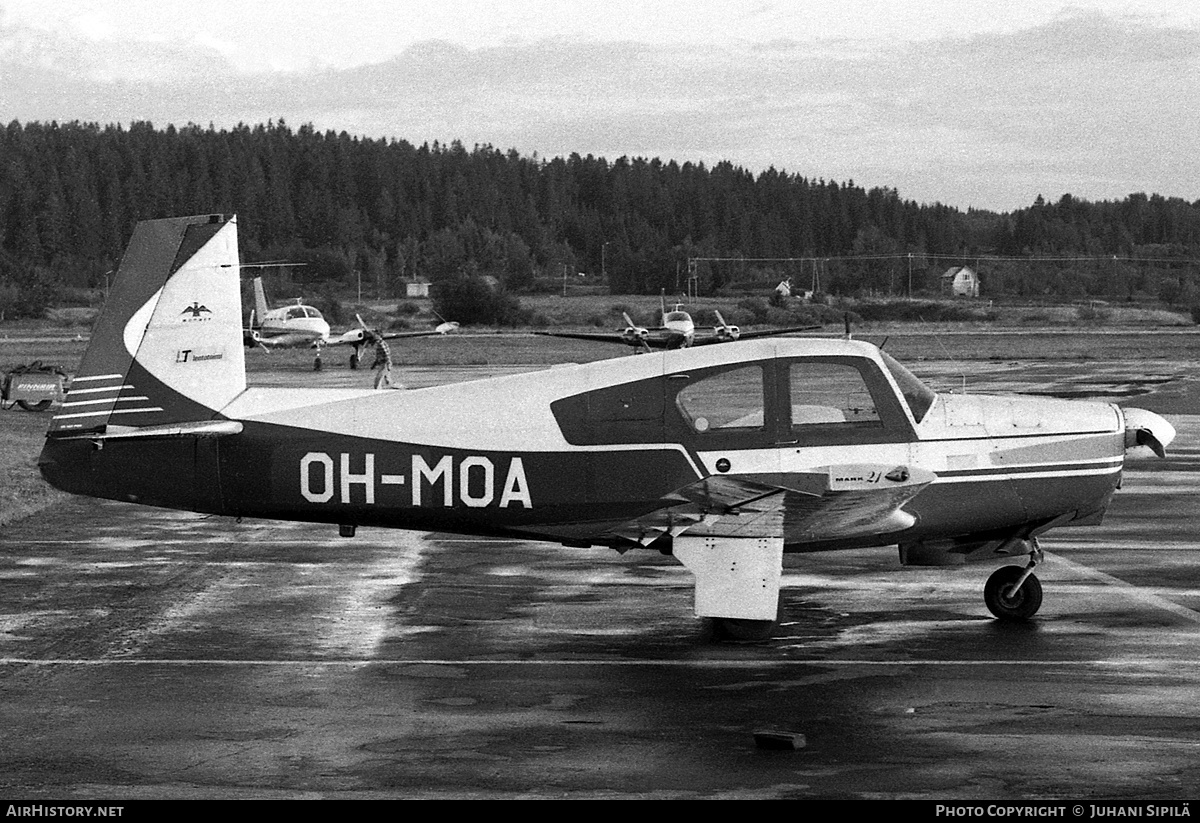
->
xmin=665 ymin=350 xmax=783 ymax=479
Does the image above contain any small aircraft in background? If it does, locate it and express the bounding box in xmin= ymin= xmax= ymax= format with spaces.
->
xmin=243 ymin=277 xmax=331 ymax=351
xmin=41 ymin=215 xmax=1178 ymax=642
xmin=538 ymin=297 xmax=818 ymax=352
xmin=244 ymin=277 xmax=457 ymax=369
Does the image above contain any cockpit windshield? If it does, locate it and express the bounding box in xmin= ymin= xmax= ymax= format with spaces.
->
xmin=879 ymin=350 xmax=936 ymax=423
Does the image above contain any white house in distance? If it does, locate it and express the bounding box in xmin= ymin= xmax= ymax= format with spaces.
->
xmin=404 ymin=280 xmax=431 ymax=298
xmin=941 ymin=266 xmax=980 ymax=298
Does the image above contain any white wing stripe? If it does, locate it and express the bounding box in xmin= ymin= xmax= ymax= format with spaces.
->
xmin=62 ymin=396 xmax=150 ymax=408
xmin=52 ymin=407 xmax=165 ymax=420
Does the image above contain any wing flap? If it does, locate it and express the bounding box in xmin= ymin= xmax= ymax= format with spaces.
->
xmin=602 ymin=463 xmax=936 ymax=543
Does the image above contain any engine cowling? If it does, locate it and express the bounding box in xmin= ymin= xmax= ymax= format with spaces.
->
xmin=620 ymin=326 xmax=650 ymax=345
xmin=715 ymin=324 xmax=740 ymax=342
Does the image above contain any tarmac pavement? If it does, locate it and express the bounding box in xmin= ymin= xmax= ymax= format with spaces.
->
xmin=1 ymin=363 xmax=1198 ymax=799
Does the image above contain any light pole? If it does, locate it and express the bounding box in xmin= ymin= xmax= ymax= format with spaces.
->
xmin=601 ymin=241 xmax=610 ymax=282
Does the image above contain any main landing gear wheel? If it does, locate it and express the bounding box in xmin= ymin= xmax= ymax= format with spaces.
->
xmin=349 ymin=352 xmax=359 ymax=370
xmin=984 ymin=565 xmax=1043 ymax=621
xmin=711 ymin=617 xmax=778 ymax=642
xmin=17 ymin=399 xmax=52 ymax=411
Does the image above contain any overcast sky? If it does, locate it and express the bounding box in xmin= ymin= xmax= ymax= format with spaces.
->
xmin=2 ymin=1 xmax=1197 ymax=212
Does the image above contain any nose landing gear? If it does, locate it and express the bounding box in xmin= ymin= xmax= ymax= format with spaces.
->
xmin=984 ymin=539 xmax=1044 ymax=621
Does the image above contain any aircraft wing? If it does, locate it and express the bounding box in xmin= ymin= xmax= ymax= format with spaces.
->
xmin=534 ymin=329 xmax=679 ymax=349
xmin=534 ymin=464 xmax=935 ymax=547
xmin=688 ymin=324 xmax=823 ymax=346
xmin=327 ymin=329 xmax=450 ymax=346
xmin=379 ymin=327 xmax=457 ymax=341
xmin=328 ymin=319 xmax=459 ymax=347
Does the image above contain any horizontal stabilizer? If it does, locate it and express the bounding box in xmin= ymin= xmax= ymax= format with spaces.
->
xmin=51 ymin=420 xmax=243 ymax=442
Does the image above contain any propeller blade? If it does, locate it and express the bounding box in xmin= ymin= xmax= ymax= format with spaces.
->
xmin=1124 ymin=408 xmax=1176 ymax=458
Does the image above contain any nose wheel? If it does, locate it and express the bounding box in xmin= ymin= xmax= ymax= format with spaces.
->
xmin=984 ymin=540 xmax=1044 ymax=621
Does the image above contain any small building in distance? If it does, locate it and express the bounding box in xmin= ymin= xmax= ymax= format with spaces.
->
xmin=405 ymin=280 xmax=431 ymax=298
xmin=941 ymin=266 xmax=980 ymax=298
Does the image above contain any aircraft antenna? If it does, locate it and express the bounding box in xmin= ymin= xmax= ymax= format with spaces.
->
xmin=235 ymin=261 xmax=307 ymax=270
xmin=918 ymin=314 xmax=968 ymax=393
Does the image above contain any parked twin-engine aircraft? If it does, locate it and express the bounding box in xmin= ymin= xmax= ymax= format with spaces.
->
xmin=243 ymin=277 xmax=331 ymax=350
xmin=244 ymin=276 xmax=457 ymax=369
xmin=538 ymin=300 xmax=818 ymax=352
xmin=40 ymin=215 xmax=1177 ymax=640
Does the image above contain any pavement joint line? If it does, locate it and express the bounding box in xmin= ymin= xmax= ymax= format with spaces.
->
xmin=1044 ymin=550 xmax=1200 ymax=624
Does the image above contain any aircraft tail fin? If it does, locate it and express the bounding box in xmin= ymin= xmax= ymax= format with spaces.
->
xmin=49 ymin=214 xmax=246 ymax=433
xmin=252 ymin=277 xmax=269 ymax=327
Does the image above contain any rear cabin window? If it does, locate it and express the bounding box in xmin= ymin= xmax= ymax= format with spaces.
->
xmin=788 ymin=362 xmax=882 ymax=431
xmin=674 ymin=365 xmax=765 ymax=433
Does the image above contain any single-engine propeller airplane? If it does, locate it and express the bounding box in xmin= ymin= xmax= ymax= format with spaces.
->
xmin=537 ymin=298 xmax=818 ymax=352
xmin=244 ymin=276 xmax=457 ymax=369
xmin=40 ymin=215 xmax=1177 ymax=640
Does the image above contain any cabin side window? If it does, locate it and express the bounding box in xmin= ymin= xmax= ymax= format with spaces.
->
xmin=674 ymin=364 xmax=766 ymax=433
xmin=787 ymin=362 xmax=882 ymax=431
xmin=879 ymin=350 xmax=935 ymax=423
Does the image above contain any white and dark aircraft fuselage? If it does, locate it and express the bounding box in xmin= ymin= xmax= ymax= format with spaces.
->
xmin=39 ymin=215 xmax=1175 ymax=639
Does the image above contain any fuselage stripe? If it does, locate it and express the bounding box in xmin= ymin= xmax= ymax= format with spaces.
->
xmin=70 ymin=374 xmax=124 ymax=383
xmin=918 ymin=431 xmax=1115 ymax=442
xmin=62 ymin=396 xmax=150 ymax=408
xmin=52 ymin=406 xmax=165 ymax=420
xmin=65 ymin=385 xmax=135 ymax=395
xmin=937 ymin=460 xmax=1122 ymax=478
xmin=931 ymin=466 xmax=1121 ymax=484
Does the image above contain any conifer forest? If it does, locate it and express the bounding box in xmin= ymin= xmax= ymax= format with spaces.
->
xmin=2 ymin=119 xmax=1199 ymax=319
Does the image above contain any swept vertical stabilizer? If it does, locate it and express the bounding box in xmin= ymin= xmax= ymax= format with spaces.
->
xmin=252 ymin=277 xmax=269 ymax=326
xmin=50 ymin=214 xmax=246 ymax=432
